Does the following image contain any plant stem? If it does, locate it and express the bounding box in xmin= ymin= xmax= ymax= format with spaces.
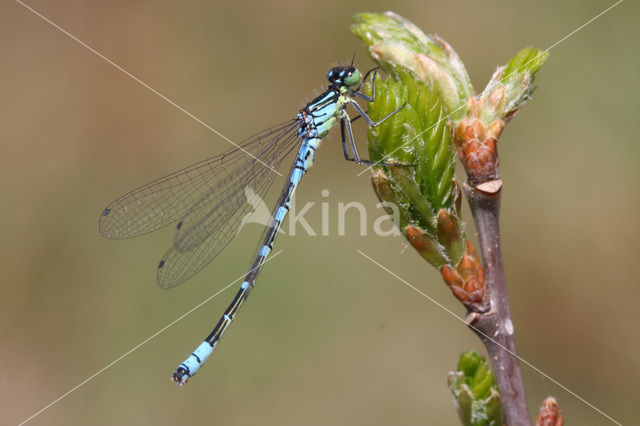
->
xmin=464 ymin=180 xmax=531 ymax=426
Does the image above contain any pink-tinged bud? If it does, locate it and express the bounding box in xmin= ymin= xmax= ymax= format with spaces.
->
xmin=441 ymin=265 xmax=463 ymax=287
xmin=454 ymin=111 xmax=502 ymax=186
xmin=440 ymin=241 xmax=487 ymax=309
xmin=457 ymin=254 xmax=476 ymax=280
xmin=436 ymin=209 xmax=465 ymax=264
xmin=536 ymin=397 xmax=563 ymax=426
xmin=405 ymin=225 xmax=448 ymax=268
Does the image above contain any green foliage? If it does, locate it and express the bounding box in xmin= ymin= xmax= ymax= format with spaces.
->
xmin=448 ymin=351 xmax=505 ymax=426
xmin=353 ymin=12 xmax=467 ymax=268
xmin=352 ymin=12 xmax=472 ymax=118
xmin=501 ymin=47 xmax=548 ymax=84
xmin=480 ymin=47 xmax=549 ymax=124
xmin=352 ymin=12 xmax=547 ymax=268
xmin=368 ymin=73 xmax=456 ymax=215
xmin=352 ymin=12 xmax=438 ymax=57
xmin=365 ymin=72 xmax=463 ymax=266
xmin=352 ymin=12 xmax=548 ymax=128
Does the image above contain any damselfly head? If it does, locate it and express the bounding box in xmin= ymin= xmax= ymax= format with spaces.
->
xmin=327 ymin=66 xmax=361 ymax=88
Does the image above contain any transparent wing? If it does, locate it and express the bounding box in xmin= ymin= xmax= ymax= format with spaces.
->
xmin=99 ymin=120 xmax=299 ymax=240
xmin=157 ymin=126 xmax=302 ymax=288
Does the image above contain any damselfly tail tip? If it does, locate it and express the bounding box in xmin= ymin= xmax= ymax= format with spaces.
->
xmin=172 ymin=367 xmax=190 ymax=386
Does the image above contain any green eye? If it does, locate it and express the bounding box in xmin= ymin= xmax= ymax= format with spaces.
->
xmin=344 ymin=68 xmax=361 ymax=86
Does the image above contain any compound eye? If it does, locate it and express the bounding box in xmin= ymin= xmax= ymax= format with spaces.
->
xmin=343 ymin=68 xmax=361 ymax=86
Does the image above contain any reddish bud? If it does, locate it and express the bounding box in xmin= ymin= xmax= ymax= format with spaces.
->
xmin=536 ymin=397 xmax=563 ymax=426
xmin=440 ymin=240 xmax=488 ymax=310
xmin=441 ymin=265 xmax=463 ymax=287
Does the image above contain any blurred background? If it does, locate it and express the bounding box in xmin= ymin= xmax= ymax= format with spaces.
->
xmin=2 ymin=0 xmax=638 ymax=424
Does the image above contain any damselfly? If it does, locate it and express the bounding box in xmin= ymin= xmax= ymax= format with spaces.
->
xmin=99 ymin=64 xmax=404 ymax=385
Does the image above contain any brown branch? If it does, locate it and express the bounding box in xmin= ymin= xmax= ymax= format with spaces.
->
xmin=464 ymin=180 xmax=530 ymax=425
xmin=451 ymin=92 xmax=531 ymax=424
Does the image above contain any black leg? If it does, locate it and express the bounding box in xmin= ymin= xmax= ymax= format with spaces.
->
xmin=344 ymin=68 xmax=413 ymax=167
xmin=353 ymin=67 xmax=379 ymax=97
xmin=350 ymin=67 xmax=405 ymax=123
xmin=340 ymin=115 xmax=363 ymax=161
xmin=340 ymin=114 xmax=413 ymax=167
xmin=350 ymin=90 xmax=375 ymax=102
xmin=348 ymin=98 xmax=405 ymax=127
xmin=340 ymin=119 xmax=355 ymax=161
xmin=342 ymin=115 xmax=361 ymax=162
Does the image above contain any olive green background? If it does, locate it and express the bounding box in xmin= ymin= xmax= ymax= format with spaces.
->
xmin=2 ymin=1 xmax=638 ymax=425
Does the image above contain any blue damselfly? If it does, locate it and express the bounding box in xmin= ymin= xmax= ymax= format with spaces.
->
xmin=100 ymin=65 xmax=404 ymax=385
